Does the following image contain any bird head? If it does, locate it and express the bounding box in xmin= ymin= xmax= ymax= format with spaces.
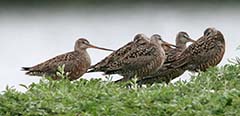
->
xmin=176 ymin=31 xmax=195 ymax=44
xmin=74 ymin=38 xmax=114 ymax=51
xmin=150 ymin=34 xmax=176 ymax=48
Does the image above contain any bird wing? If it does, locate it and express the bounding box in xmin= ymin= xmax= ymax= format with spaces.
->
xmin=164 ymin=48 xmax=183 ymax=64
xmin=171 ymin=35 xmax=222 ymax=69
xmin=25 ymin=52 xmax=80 ymax=75
xmin=105 ymin=43 xmax=158 ymax=74
xmin=170 ymin=36 xmax=205 ymax=68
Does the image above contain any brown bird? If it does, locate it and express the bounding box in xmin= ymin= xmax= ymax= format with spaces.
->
xmin=22 ymin=38 xmax=114 ymax=81
xmin=137 ymin=32 xmax=196 ymax=84
xmin=170 ymin=27 xmax=225 ymax=72
xmin=88 ymin=33 xmax=176 ymax=82
xmin=88 ymin=34 xmax=148 ymax=73
xmin=165 ymin=32 xmax=196 ymax=63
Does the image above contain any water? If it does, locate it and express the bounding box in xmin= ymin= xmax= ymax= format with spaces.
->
xmin=1 ymin=3 xmax=240 ymax=92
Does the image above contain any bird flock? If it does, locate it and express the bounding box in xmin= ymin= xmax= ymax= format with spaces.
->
xmin=22 ymin=27 xmax=225 ymax=84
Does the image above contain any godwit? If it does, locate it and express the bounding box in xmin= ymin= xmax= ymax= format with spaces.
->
xmin=171 ymin=27 xmax=225 ymax=72
xmin=137 ymin=32 xmax=196 ymax=84
xmin=22 ymin=38 xmax=114 ymax=81
xmin=88 ymin=34 xmax=176 ymax=82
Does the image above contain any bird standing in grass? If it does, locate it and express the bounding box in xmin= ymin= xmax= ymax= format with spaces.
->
xmin=88 ymin=34 xmax=176 ymax=82
xmin=171 ymin=27 xmax=225 ymax=72
xmin=22 ymin=38 xmax=114 ymax=81
xmin=137 ymin=32 xmax=196 ymax=84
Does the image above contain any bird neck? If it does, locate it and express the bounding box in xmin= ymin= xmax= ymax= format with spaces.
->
xmin=75 ymin=49 xmax=91 ymax=66
xmin=153 ymin=41 xmax=166 ymax=57
xmin=75 ymin=46 xmax=87 ymax=52
xmin=159 ymin=45 xmax=166 ymax=57
xmin=75 ymin=48 xmax=88 ymax=55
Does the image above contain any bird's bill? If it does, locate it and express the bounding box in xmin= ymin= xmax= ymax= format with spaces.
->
xmin=162 ymin=42 xmax=177 ymax=47
xmin=88 ymin=44 xmax=114 ymax=51
xmin=186 ymin=37 xmax=196 ymax=43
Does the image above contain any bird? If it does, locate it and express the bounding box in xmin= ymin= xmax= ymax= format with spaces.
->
xmin=170 ymin=27 xmax=225 ymax=72
xmin=87 ymin=34 xmax=149 ymax=73
xmin=165 ymin=31 xmax=196 ymax=64
xmin=137 ymin=32 xmax=196 ymax=84
xmin=22 ymin=38 xmax=114 ymax=81
xmin=88 ymin=33 xmax=176 ymax=83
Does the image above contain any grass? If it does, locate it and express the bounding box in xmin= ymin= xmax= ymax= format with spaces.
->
xmin=0 ymin=63 xmax=240 ymax=115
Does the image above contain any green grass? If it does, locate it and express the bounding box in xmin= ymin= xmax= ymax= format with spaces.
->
xmin=1 ymin=63 xmax=240 ymax=115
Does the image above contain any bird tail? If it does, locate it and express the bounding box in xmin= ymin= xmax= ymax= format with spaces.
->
xmin=21 ymin=67 xmax=31 ymax=71
xmin=21 ymin=67 xmax=44 ymax=76
xmin=21 ymin=67 xmax=34 ymax=75
xmin=87 ymin=68 xmax=97 ymax=73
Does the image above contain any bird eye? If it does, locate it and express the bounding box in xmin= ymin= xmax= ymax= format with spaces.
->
xmin=83 ymin=40 xmax=88 ymax=44
xmin=183 ymin=34 xmax=189 ymax=38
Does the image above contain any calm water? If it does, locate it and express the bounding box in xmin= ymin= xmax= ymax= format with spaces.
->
xmin=1 ymin=4 xmax=240 ymax=92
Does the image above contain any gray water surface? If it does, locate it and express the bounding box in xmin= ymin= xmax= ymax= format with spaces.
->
xmin=1 ymin=4 xmax=239 ymax=92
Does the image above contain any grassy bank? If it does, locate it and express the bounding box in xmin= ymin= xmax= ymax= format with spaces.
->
xmin=0 ymin=63 xmax=240 ymax=115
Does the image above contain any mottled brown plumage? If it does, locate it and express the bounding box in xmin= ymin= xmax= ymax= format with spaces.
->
xmin=88 ymin=34 xmax=176 ymax=82
xmin=88 ymin=34 xmax=148 ymax=73
xmin=171 ymin=27 xmax=225 ymax=72
xmin=137 ymin=32 xmax=196 ymax=84
xmin=22 ymin=38 xmax=114 ymax=81
xmin=165 ymin=32 xmax=195 ymax=63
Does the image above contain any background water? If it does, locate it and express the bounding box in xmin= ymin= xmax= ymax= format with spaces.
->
xmin=1 ymin=2 xmax=240 ymax=92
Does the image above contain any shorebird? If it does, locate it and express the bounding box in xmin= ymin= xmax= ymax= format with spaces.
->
xmin=88 ymin=34 xmax=149 ymax=73
xmin=88 ymin=34 xmax=176 ymax=82
xmin=165 ymin=32 xmax=195 ymax=63
xmin=137 ymin=32 xmax=196 ymax=84
xmin=22 ymin=38 xmax=114 ymax=81
xmin=170 ymin=27 xmax=225 ymax=72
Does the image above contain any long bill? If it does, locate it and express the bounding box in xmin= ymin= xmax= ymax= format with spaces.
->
xmin=186 ymin=37 xmax=196 ymax=43
xmin=162 ymin=41 xmax=177 ymax=48
xmin=88 ymin=44 xmax=115 ymax=51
